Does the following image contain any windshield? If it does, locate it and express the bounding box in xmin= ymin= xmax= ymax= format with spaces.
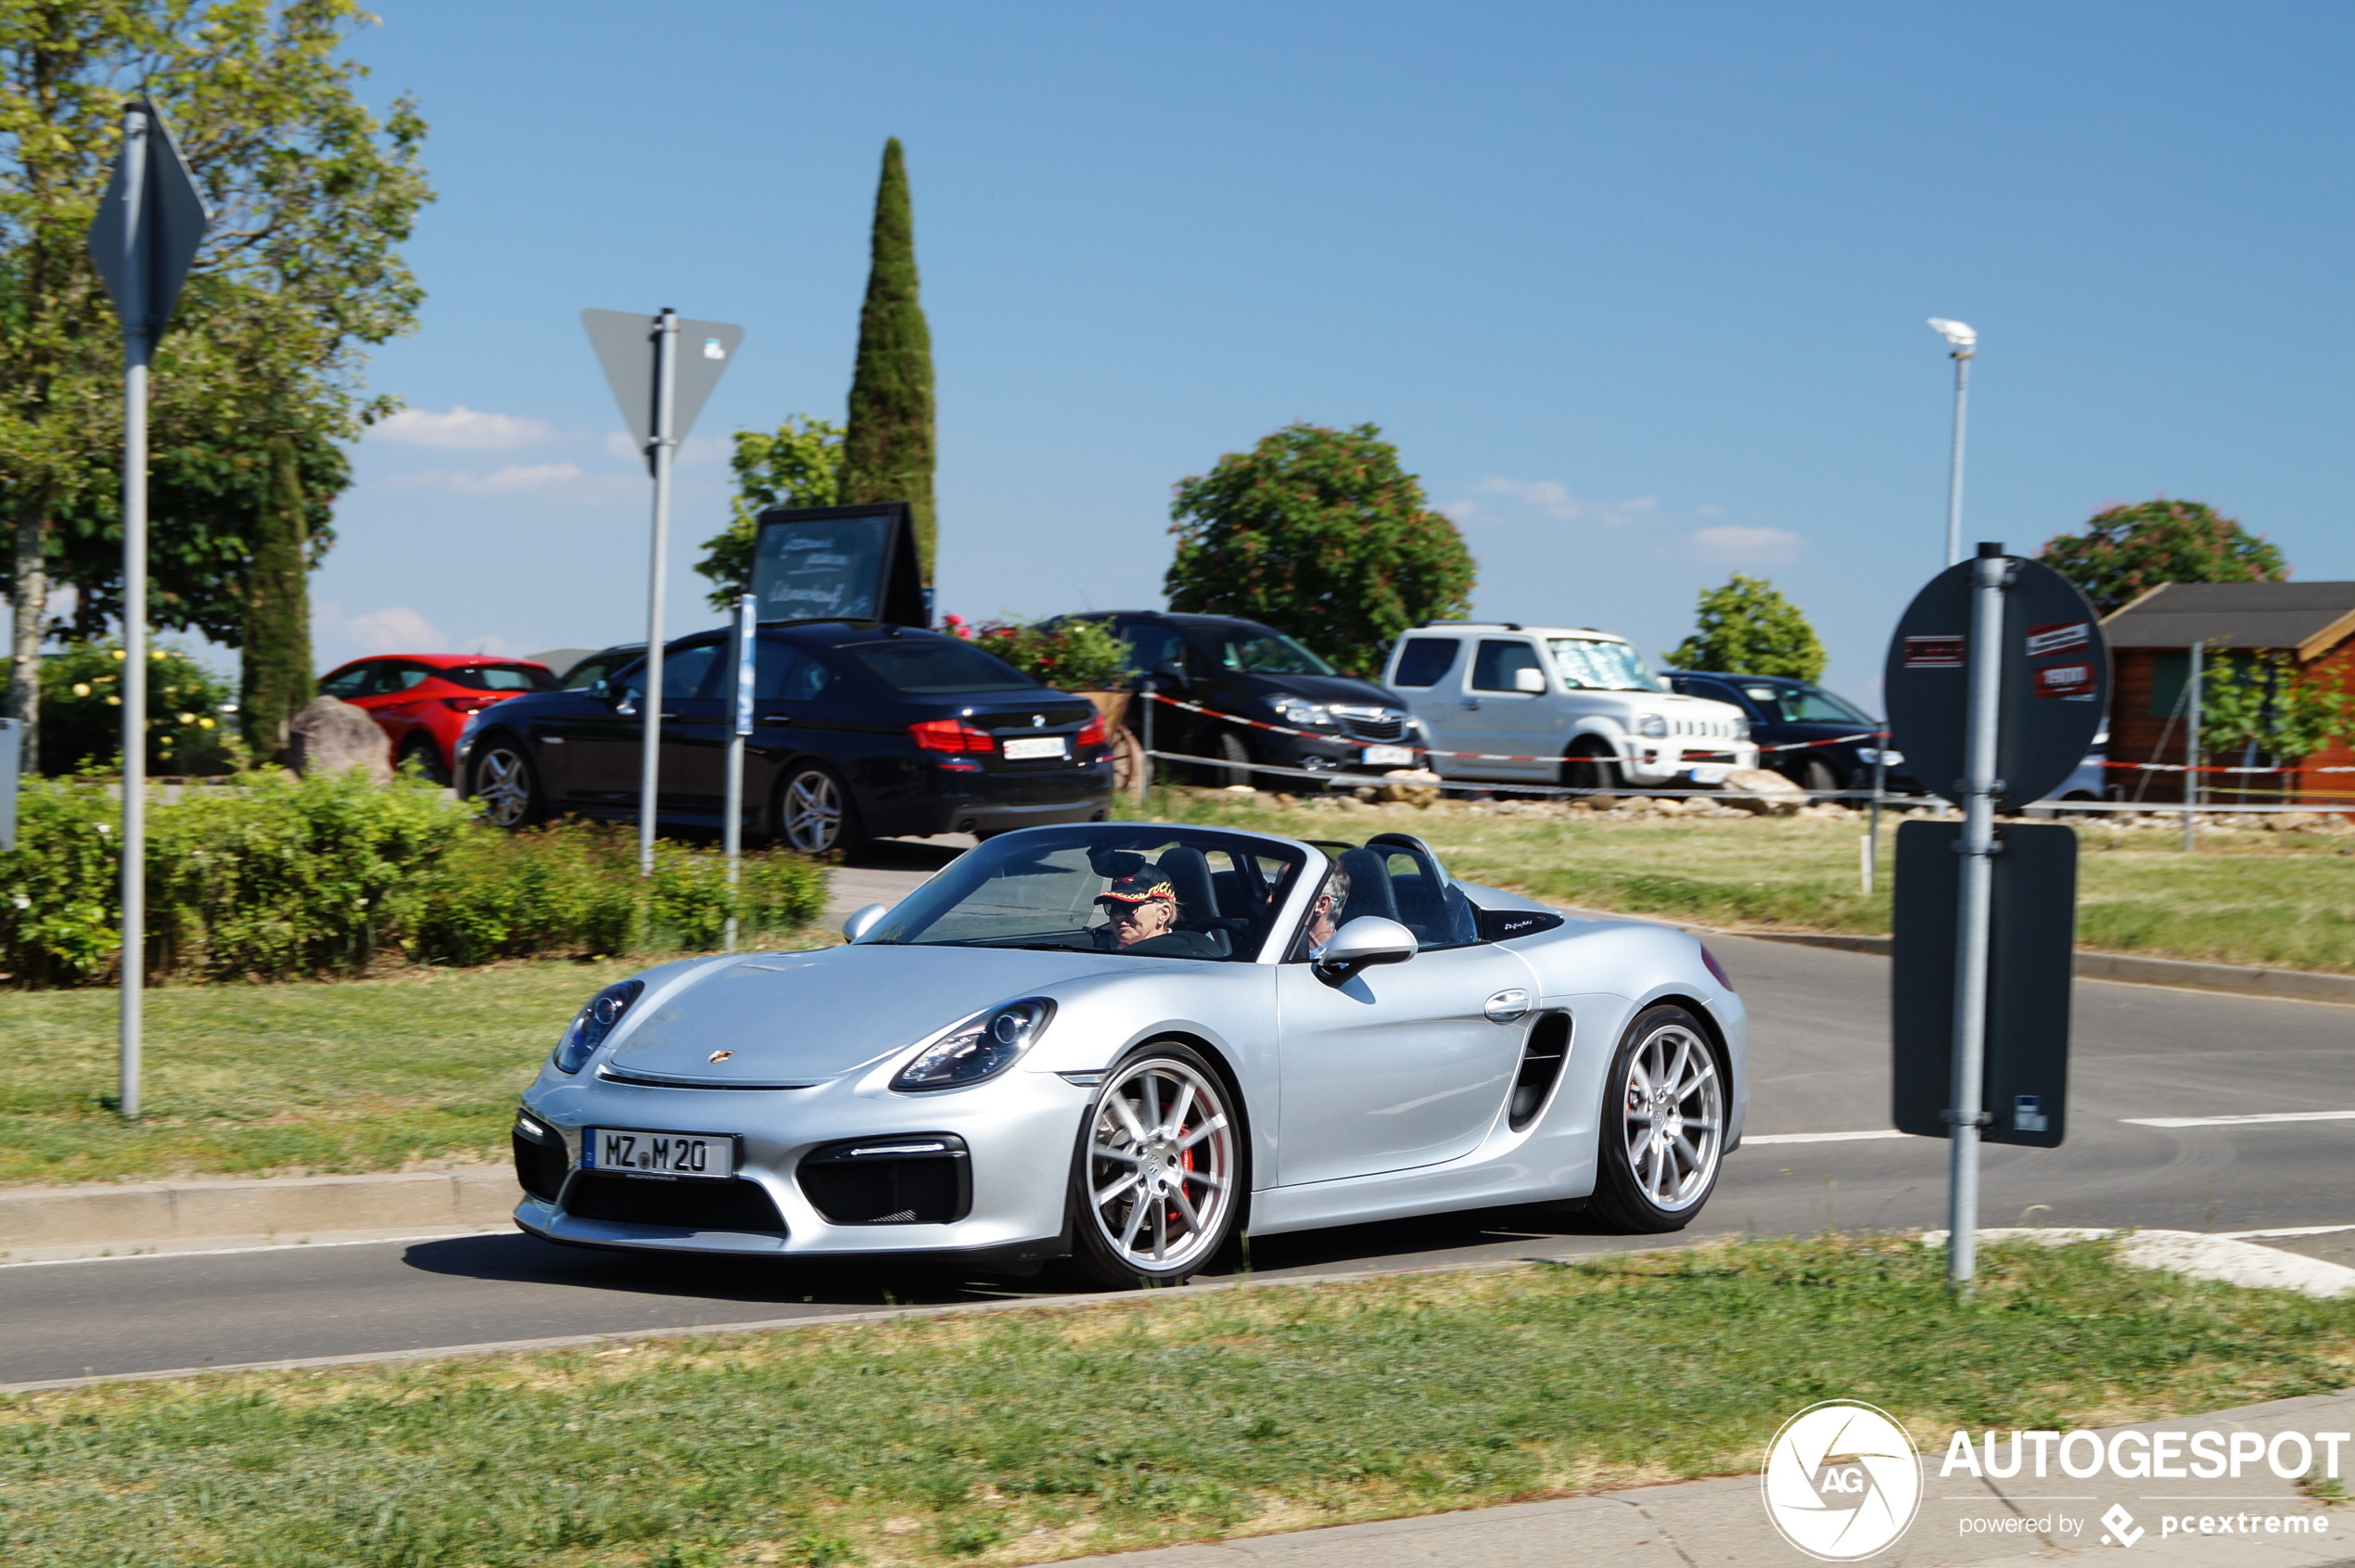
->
xmin=1547 ymin=638 xmax=1664 ymax=692
xmin=861 ymin=825 xmax=1306 ymax=962
xmin=1194 ymin=626 xmax=1335 ymax=676
xmin=1741 ymin=683 xmax=1872 ymax=724
xmin=446 ymin=663 xmax=557 ymax=693
xmin=849 ymin=638 xmax=1036 ymax=694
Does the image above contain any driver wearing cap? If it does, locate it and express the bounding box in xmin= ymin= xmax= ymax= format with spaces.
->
xmin=1095 ymin=873 xmax=1181 ymax=949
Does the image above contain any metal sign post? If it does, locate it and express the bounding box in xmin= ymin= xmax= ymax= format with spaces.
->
xmin=86 ymin=97 xmax=209 ymax=1122
xmin=0 ymin=718 xmax=20 ymax=850
xmin=2183 ymin=642 xmax=2203 ymax=853
xmin=1883 ymin=543 xmax=2109 ymax=1289
xmin=723 ymin=593 xmax=756 ymax=952
xmin=582 ymin=308 xmax=744 ymax=875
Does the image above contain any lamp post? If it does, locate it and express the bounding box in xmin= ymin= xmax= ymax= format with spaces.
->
xmin=1928 ymin=318 xmax=1977 ymax=567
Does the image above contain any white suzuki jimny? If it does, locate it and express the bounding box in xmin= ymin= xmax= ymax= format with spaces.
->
xmin=1382 ymin=623 xmax=1758 ymax=790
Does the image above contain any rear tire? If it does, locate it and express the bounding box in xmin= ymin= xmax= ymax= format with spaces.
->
xmin=468 ymin=738 xmax=541 ymax=829
xmin=1587 ymin=1005 xmax=1726 ymax=1233
xmin=401 ymin=733 xmax=451 ymax=787
xmin=1067 ymin=1041 xmax=1242 ymax=1287
xmin=773 ymin=762 xmax=865 ymax=856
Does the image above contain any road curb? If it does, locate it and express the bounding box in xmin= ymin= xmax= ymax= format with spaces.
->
xmin=0 ymin=1168 xmax=517 ymax=1256
xmin=1550 ymin=905 xmax=2355 ymax=1004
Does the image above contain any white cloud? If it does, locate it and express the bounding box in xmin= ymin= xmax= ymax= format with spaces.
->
xmin=1450 ymin=478 xmax=1662 ymax=529
xmin=343 ymin=606 xmax=446 ymax=654
xmin=381 ymin=462 xmax=590 ymax=497
xmin=373 ymin=405 xmax=560 ymax=450
xmin=1689 ymin=525 xmax=1804 ymax=564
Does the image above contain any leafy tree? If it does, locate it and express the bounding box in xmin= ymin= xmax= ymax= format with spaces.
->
xmin=693 ymin=415 xmax=844 ymax=610
xmin=237 ymin=439 xmax=312 ymax=759
xmin=2039 ymin=500 xmax=2287 ymax=616
xmin=1165 ymin=422 xmax=1474 ymax=676
xmin=838 ymin=138 xmax=936 ymax=584
xmin=1 ymin=1 xmax=432 ymax=766
xmin=1661 ymin=574 xmax=1827 ymax=682
xmin=2196 ymin=650 xmax=2355 ymax=769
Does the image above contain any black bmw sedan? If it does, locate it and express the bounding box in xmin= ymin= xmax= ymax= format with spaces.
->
xmin=1054 ymin=611 xmax=1425 ymax=787
xmin=1661 ymin=670 xmax=1921 ymax=796
xmin=454 ymin=620 xmax=1114 ymax=853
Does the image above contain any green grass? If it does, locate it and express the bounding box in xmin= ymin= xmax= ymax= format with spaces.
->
xmin=1131 ymin=789 xmax=2355 ymax=974
xmin=4 ymin=1235 xmax=2350 ymax=1565
xmin=0 ymin=945 xmax=827 ymax=1188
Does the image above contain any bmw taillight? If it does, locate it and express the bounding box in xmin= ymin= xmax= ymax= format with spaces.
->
xmin=1076 ymin=712 xmax=1106 ymax=748
xmin=910 ymin=719 xmax=995 ymax=753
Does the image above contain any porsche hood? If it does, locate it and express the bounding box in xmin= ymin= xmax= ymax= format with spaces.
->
xmin=599 ymin=944 xmax=1114 ymax=1086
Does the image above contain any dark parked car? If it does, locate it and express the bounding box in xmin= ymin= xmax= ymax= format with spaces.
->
xmin=1053 ymin=611 xmax=1425 ymax=787
xmin=1661 ymin=671 xmax=1920 ymax=796
xmin=455 ymin=620 xmax=1114 ymax=853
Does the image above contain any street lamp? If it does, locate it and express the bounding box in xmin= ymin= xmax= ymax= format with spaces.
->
xmin=1928 ymin=318 xmax=1977 ymax=567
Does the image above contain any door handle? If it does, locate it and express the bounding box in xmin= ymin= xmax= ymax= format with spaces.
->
xmin=757 ymin=714 xmax=795 ymax=726
xmin=1460 ymin=698 xmax=1482 ymax=711
xmin=1483 ymin=988 xmax=1531 ymax=1022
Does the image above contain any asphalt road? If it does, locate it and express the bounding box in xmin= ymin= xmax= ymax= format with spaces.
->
xmin=6 ymin=846 xmax=2351 ymax=1388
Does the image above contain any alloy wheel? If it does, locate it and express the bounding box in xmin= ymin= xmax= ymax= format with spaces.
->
xmin=1085 ymin=1055 xmax=1236 ymax=1275
xmin=474 ymin=746 xmax=534 ymax=828
xmin=780 ymin=769 xmax=844 ymax=852
xmin=1618 ymin=1020 xmax=1723 ymax=1212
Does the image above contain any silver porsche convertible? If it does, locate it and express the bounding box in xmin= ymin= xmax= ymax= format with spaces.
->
xmin=510 ymin=821 xmax=1748 ymax=1286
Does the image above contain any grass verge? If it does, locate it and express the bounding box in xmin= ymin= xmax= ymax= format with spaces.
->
xmin=0 ymin=943 xmax=826 ymax=1188
xmin=1131 ymin=790 xmax=2355 ymax=974
xmin=4 ymin=1235 xmax=2351 ymax=1565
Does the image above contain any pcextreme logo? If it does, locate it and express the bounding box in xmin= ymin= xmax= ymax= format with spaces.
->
xmin=1761 ymin=1401 xmax=1925 ymax=1561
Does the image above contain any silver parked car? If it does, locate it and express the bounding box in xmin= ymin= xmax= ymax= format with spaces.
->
xmin=511 ymin=822 xmax=1749 ymax=1285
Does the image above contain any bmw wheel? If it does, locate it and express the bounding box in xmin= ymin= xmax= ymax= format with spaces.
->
xmin=774 ymin=762 xmax=864 ymax=855
xmin=469 ymin=740 xmax=541 ymax=829
xmin=1069 ymin=1042 xmax=1241 ymax=1286
xmin=1588 ymin=1004 xmax=1725 ymax=1233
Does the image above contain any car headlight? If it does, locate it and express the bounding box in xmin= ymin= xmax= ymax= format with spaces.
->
xmin=892 ymin=999 xmax=1054 ymax=1092
xmin=1271 ymin=696 xmax=1331 ymax=729
xmin=553 ymin=979 xmax=643 ymax=1074
xmin=1858 ymin=746 xmax=1904 ymax=767
xmin=1636 ymin=712 xmax=1668 ymax=739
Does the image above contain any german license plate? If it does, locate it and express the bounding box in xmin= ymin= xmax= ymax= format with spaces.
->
xmin=1687 ymin=764 xmax=1732 ymax=784
xmin=1001 ymin=735 xmax=1068 ymax=761
xmin=581 ymin=1128 xmax=734 ymax=1179
xmin=1362 ymin=745 xmax=1416 ymax=767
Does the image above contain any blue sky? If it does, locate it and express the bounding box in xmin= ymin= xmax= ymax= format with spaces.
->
xmin=304 ymin=1 xmax=2355 ymax=704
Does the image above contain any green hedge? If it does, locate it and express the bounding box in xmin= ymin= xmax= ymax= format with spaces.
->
xmin=0 ymin=771 xmax=831 ymax=987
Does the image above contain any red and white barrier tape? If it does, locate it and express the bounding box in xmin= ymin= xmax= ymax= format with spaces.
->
xmin=1139 ymin=690 xmax=1787 ymax=766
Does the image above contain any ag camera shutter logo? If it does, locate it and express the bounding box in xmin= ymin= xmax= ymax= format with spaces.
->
xmin=1761 ymin=1400 xmax=1924 ymax=1560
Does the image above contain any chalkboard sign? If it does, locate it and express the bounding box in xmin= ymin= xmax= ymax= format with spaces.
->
xmin=751 ymin=503 xmax=926 ymax=627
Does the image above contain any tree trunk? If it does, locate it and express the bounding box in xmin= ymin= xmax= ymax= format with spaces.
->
xmin=239 ymin=439 xmax=313 ymax=763
xmin=7 ymin=513 xmax=45 ymax=774
xmin=839 ymin=137 xmax=938 ymax=585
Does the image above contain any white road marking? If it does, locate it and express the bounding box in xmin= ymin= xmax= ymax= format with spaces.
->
xmin=1741 ymin=1129 xmax=1911 ymax=1145
xmin=2214 ymin=1224 xmax=2355 ymax=1240
xmin=2123 ymin=1110 xmax=2355 ymax=1128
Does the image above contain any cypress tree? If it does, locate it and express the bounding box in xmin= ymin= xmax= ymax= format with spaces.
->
xmin=839 ymin=138 xmax=938 ymax=584
xmin=239 ymin=438 xmax=313 ymax=761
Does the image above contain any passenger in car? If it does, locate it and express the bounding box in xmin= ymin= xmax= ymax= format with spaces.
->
xmin=1303 ymin=863 xmax=1352 ymax=951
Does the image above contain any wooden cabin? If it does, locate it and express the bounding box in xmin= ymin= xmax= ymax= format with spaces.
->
xmin=2100 ymin=581 xmax=2355 ymax=807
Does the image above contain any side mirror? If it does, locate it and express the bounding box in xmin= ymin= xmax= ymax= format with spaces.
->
xmin=1313 ymin=915 xmax=1417 ymax=986
xmin=841 ymin=902 xmax=889 ymax=942
xmin=1513 ymin=666 xmax=1547 ymax=695
xmin=590 ymin=676 xmax=612 ymax=699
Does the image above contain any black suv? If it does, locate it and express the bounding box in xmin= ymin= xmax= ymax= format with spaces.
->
xmin=1661 ymin=670 xmax=1920 ymax=796
xmin=1058 ymin=611 xmax=1426 ymax=787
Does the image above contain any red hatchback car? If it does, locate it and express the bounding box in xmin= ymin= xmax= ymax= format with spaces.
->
xmin=317 ymin=654 xmax=559 ymax=784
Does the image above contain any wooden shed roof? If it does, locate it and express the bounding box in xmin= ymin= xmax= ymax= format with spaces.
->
xmin=2100 ymin=580 xmax=2355 ymax=660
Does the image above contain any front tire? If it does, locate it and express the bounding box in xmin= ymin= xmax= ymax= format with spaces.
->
xmin=468 ymin=738 xmax=541 ymax=828
xmin=1068 ymin=1042 xmax=1241 ymax=1287
xmin=1798 ymin=759 xmax=1838 ymax=797
xmin=1563 ymin=740 xmax=1621 ymax=794
xmin=1208 ymin=729 xmax=1255 ymax=789
xmin=773 ymin=762 xmax=865 ymax=855
xmin=1588 ymin=1004 xmax=1725 ymax=1233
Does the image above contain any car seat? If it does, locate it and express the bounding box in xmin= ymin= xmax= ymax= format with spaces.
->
xmin=1332 ymin=848 xmax=1400 ymax=925
xmin=1155 ymin=847 xmax=1254 ymax=950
